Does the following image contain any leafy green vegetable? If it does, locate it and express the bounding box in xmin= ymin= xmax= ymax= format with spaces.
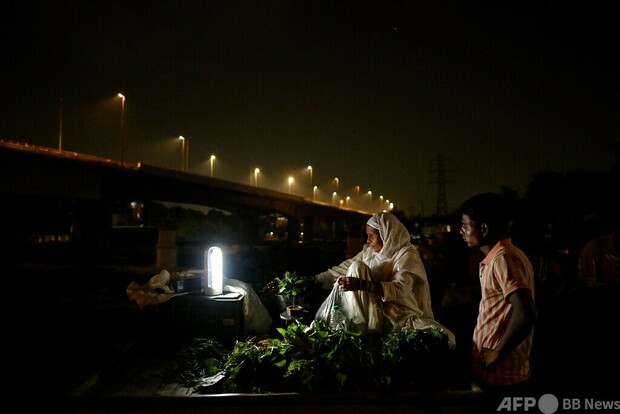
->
xmin=165 ymin=321 xmax=455 ymax=394
xmin=276 ymin=271 xmax=309 ymax=299
xmin=163 ymin=338 xmax=229 ymax=388
xmin=380 ymin=325 xmax=453 ymax=389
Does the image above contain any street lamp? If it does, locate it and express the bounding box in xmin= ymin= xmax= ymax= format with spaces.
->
xmin=178 ymin=136 xmax=185 ymax=171
xmin=288 ymin=176 xmax=294 ymax=193
xmin=210 ymin=155 xmax=216 ymax=177
xmin=332 ymin=192 xmax=337 ymax=205
xmin=368 ymin=190 xmax=372 ymax=209
xmin=307 ymin=165 xmax=313 ymax=192
xmin=334 ymin=177 xmax=339 ymax=192
xmin=117 ymin=93 xmax=126 ymax=166
xmin=254 ymin=168 xmax=260 ymax=187
xmin=313 ymin=185 xmax=317 ymax=200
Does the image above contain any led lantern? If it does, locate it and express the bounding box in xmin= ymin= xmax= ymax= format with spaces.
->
xmin=205 ymin=246 xmax=223 ymax=295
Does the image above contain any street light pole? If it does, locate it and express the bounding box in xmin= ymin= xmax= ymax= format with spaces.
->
xmin=288 ymin=176 xmax=294 ymax=193
xmin=210 ymin=155 xmax=216 ymax=177
xmin=185 ymin=138 xmax=189 ymax=172
xmin=254 ymin=168 xmax=260 ymax=187
xmin=117 ymin=93 xmax=126 ymax=166
xmin=178 ymin=136 xmax=185 ymax=171
xmin=307 ymin=165 xmax=313 ymax=195
xmin=58 ymin=97 xmax=63 ymax=152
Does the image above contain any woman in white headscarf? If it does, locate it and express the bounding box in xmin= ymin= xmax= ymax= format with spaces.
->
xmin=313 ymin=212 xmax=449 ymax=339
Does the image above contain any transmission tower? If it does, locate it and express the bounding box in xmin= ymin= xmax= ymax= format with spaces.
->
xmin=428 ymin=153 xmax=452 ymax=217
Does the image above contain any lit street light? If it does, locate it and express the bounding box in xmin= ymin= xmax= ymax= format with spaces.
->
xmin=117 ymin=93 xmax=126 ymax=166
xmin=288 ymin=176 xmax=294 ymax=193
xmin=254 ymin=168 xmax=260 ymax=187
xmin=334 ymin=177 xmax=339 ymax=192
xmin=313 ymin=185 xmax=317 ymax=200
xmin=210 ymin=155 xmax=216 ymax=177
xmin=307 ymin=166 xmax=313 ymax=194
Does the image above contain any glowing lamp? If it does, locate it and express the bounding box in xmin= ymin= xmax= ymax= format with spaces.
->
xmin=205 ymin=246 xmax=223 ymax=295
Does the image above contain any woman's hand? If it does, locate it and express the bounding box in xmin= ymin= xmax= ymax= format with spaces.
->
xmin=338 ymin=277 xmax=375 ymax=292
xmin=338 ymin=276 xmax=362 ymax=291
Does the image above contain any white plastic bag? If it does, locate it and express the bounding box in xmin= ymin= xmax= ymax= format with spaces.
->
xmin=225 ymin=279 xmax=273 ymax=335
xmin=314 ymin=283 xmax=346 ymax=325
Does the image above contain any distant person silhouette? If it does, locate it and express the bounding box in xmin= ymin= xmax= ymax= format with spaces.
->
xmin=578 ymin=221 xmax=620 ymax=287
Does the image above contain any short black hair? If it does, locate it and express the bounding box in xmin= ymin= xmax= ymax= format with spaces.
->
xmin=460 ymin=192 xmax=511 ymax=237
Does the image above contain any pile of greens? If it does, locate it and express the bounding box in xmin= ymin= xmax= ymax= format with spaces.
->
xmin=164 ymin=320 xmax=456 ymax=394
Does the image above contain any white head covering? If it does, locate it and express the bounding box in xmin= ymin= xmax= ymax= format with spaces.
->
xmin=366 ymin=212 xmax=412 ymax=261
xmin=366 ymin=214 xmax=381 ymax=230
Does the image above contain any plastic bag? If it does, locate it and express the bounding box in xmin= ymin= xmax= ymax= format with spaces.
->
xmin=314 ymin=282 xmax=346 ymax=325
xmin=225 ymin=278 xmax=273 ymax=335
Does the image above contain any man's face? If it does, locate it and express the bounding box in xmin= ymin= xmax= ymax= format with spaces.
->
xmin=366 ymin=225 xmax=383 ymax=252
xmin=460 ymin=214 xmax=481 ymax=248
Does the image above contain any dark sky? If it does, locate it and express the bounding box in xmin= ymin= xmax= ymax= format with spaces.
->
xmin=1 ymin=1 xmax=618 ymax=215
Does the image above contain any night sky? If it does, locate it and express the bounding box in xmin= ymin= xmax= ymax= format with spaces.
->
xmin=1 ymin=1 xmax=617 ymax=215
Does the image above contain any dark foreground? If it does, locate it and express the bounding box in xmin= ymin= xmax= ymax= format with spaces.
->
xmin=8 ymin=263 xmax=619 ymax=413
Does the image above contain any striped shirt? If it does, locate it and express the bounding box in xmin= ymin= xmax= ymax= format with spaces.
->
xmin=472 ymin=239 xmax=535 ymax=386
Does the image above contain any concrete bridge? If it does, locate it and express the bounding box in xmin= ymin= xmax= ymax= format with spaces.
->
xmin=1 ymin=140 xmax=372 ymax=265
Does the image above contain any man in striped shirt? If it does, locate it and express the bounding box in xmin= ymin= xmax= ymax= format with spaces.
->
xmin=459 ymin=193 xmax=537 ymax=403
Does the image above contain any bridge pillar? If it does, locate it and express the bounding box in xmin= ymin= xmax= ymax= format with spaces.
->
xmin=300 ymin=216 xmax=313 ymax=242
xmin=287 ymin=215 xmax=300 ymax=242
xmin=156 ymin=229 xmax=178 ymax=269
